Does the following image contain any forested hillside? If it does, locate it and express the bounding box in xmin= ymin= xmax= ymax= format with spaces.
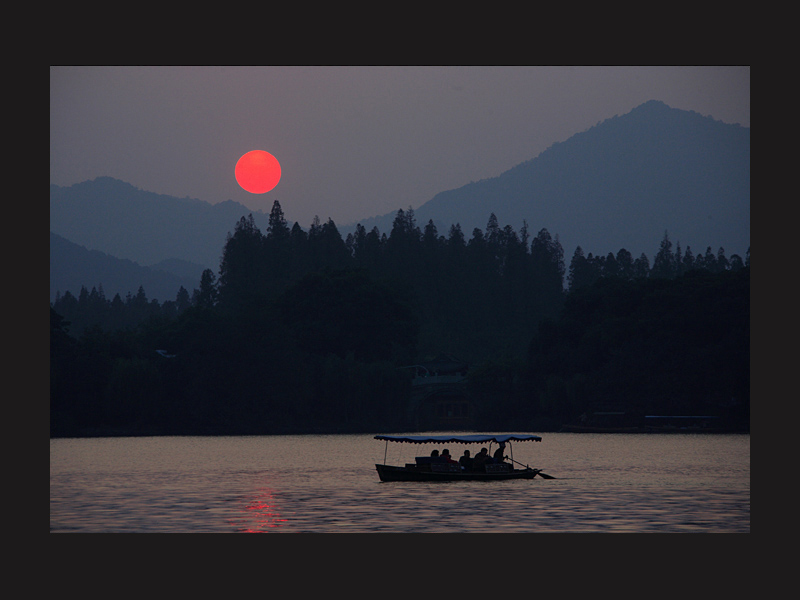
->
xmin=50 ymin=201 xmax=749 ymax=437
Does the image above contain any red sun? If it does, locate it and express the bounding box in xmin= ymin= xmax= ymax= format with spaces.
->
xmin=235 ymin=150 xmax=281 ymax=194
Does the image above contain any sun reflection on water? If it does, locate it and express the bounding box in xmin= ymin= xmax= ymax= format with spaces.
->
xmin=231 ymin=489 xmax=287 ymax=532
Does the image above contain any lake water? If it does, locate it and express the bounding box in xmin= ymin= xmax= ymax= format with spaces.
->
xmin=50 ymin=432 xmax=749 ymax=533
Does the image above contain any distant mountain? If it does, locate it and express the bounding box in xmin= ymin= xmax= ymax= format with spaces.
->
xmin=148 ymin=257 xmax=208 ymax=283
xmin=50 ymin=177 xmax=272 ymax=270
xmin=346 ymin=100 xmax=750 ymax=260
xmin=50 ymin=232 xmax=201 ymax=303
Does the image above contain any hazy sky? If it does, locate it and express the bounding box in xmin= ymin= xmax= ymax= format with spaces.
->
xmin=50 ymin=66 xmax=750 ymax=228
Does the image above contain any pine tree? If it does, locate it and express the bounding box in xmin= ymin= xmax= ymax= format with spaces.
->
xmin=317 ymin=218 xmax=350 ymax=271
xmin=633 ymin=253 xmax=650 ymax=279
xmin=386 ymin=208 xmax=420 ymax=282
xmin=616 ymin=249 xmax=635 ymax=281
xmin=447 ymin=223 xmax=467 ymax=248
xmin=266 ymin=200 xmax=290 ymax=242
xmin=485 ymin=213 xmax=500 ymax=248
xmin=682 ymin=245 xmax=695 ymax=273
xmin=528 ymin=228 xmax=564 ymax=317
xmin=568 ymin=247 xmax=597 ymax=291
xmin=176 ymin=286 xmax=191 ymax=313
xmin=193 ymin=269 xmax=218 ymax=309
xmin=674 ymin=242 xmax=684 ymax=277
xmin=289 ymin=221 xmax=309 ymax=274
xmin=716 ymin=247 xmax=730 ymax=272
xmin=217 ymin=214 xmax=266 ymax=313
xmin=703 ymin=246 xmax=717 ymax=272
xmin=530 ymin=229 xmax=564 ymax=284
xmin=603 ymin=252 xmax=620 ymax=279
xmin=652 ymin=231 xmax=676 ymax=279
xmin=422 ymin=219 xmax=439 ymax=249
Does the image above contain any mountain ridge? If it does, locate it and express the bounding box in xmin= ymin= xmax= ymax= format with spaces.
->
xmin=50 ymin=231 xmax=202 ymax=303
xmin=344 ymin=100 xmax=750 ymax=259
xmin=50 ymin=177 xmax=273 ymax=270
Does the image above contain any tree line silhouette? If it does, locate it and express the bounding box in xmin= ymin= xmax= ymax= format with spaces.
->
xmin=50 ymin=200 xmax=750 ymax=436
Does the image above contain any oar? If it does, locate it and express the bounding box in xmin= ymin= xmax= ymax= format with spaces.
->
xmin=510 ymin=457 xmax=556 ymax=479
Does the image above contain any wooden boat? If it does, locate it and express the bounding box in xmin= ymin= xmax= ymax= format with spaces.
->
xmin=374 ymin=434 xmax=554 ymax=482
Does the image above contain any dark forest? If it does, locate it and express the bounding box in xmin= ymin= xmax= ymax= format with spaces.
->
xmin=50 ymin=201 xmax=750 ymax=437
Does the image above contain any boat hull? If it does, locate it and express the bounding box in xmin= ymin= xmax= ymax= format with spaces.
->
xmin=375 ymin=463 xmax=541 ymax=482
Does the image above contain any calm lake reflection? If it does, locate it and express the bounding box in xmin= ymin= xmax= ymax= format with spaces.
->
xmin=50 ymin=432 xmax=749 ymax=533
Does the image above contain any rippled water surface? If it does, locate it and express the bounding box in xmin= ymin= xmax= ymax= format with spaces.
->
xmin=50 ymin=433 xmax=749 ymax=532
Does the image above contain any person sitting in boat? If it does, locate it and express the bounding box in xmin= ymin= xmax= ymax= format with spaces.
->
xmin=493 ymin=442 xmax=508 ymax=464
xmin=429 ymin=449 xmax=445 ymax=463
xmin=472 ymin=447 xmax=490 ymax=470
xmin=459 ymin=449 xmax=473 ymax=471
xmin=441 ymin=449 xmax=458 ymax=464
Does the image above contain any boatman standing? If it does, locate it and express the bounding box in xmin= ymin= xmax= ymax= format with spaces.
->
xmin=493 ymin=442 xmax=507 ymax=464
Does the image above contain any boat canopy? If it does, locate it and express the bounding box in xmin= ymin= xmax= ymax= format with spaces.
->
xmin=375 ymin=434 xmax=541 ymax=444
